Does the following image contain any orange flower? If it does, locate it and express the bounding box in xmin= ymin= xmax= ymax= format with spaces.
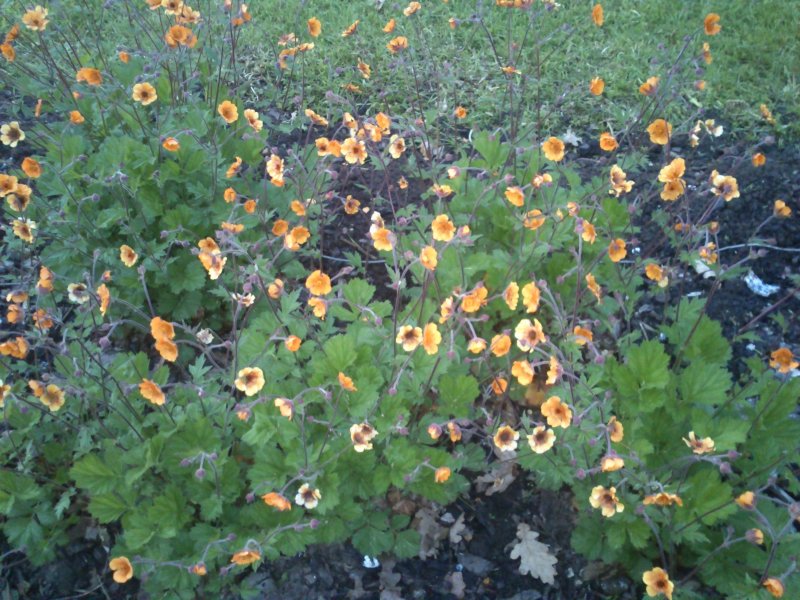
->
xmin=573 ymin=326 xmax=593 ymax=346
xmin=504 ymin=282 xmax=519 ymax=310
xmin=589 ymin=77 xmax=605 ymax=96
xmin=434 ymin=467 xmax=451 ymax=483
xmin=338 ymin=372 xmax=357 ymax=391
xmin=388 ymin=135 xmax=405 ymax=159
xmin=607 ymin=416 xmax=624 ymax=442
xmin=645 ymin=263 xmax=669 ymax=287
xmin=243 ymin=108 xmax=262 ymax=132
xmin=709 ymin=170 xmax=739 ymax=201
xmin=396 ymin=325 xmax=423 ymax=352
xmin=639 ymin=76 xmax=660 ymax=96
xmin=40 ymin=384 xmax=65 ymax=411
xmin=218 ymin=100 xmax=238 ymax=124
xmin=490 ymin=334 xmax=511 ymax=357
xmin=599 ymin=132 xmax=618 ymax=152
xmin=284 ymin=335 xmax=302 ymax=353
xmin=703 ymin=13 xmax=721 ymax=36
xmin=230 ymin=550 xmax=261 ymax=566
xmin=601 ymin=454 xmax=625 ymax=472
xmin=521 ymin=282 xmax=540 ymax=313
xmin=511 ymin=360 xmax=534 ymax=386
xmin=23 ymin=6 xmax=49 ymax=31
xmin=448 ymin=422 xmax=462 ymax=442
xmin=109 ymin=557 xmax=134 ymax=584
xmin=608 ymin=238 xmax=626 ymax=262
xmin=162 ymin=137 xmax=180 ymax=152
xmin=341 ymin=19 xmax=360 ymax=37
xmin=541 ymin=396 xmax=572 ymax=428
xmin=69 ymin=111 xmax=85 ymax=125
xmin=770 ymin=347 xmax=799 ymax=373
xmin=0 ymin=336 xmax=28 ymax=360
xmin=76 ymin=67 xmax=102 ymax=86
xmin=735 ymin=490 xmax=756 ymax=510
xmin=21 ymin=157 xmax=41 ymax=178
xmin=97 ymin=284 xmax=110 ymax=316
xmin=235 ymin=367 xmax=265 ymax=397
xmin=307 ymin=17 xmax=321 ymax=37
xmin=541 ymin=136 xmax=565 ymax=161
xmin=514 ymin=318 xmax=545 ymax=352
xmin=643 ymin=492 xmax=683 ymax=507
xmin=493 ymin=425 xmax=519 ymax=452
xmin=647 ymin=119 xmax=672 ymax=145
xmin=387 ymin=36 xmax=409 ymax=53
xmin=431 ymin=214 xmax=456 ymax=242
xmin=420 ymin=246 xmax=438 ymax=271
xmin=262 ymin=492 xmax=292 ymax=511
xmin=591 ymin=3 xmax=603 ymax=26
xmin=422 ymin=323 xmax=441 ymax=355
xmin=642 ymin=567 xmax=673 ymax=599
xmin=504 ymin=186 xmax=525 ymax=207
xmin=342 ymin=137 xmax=367 ymax=164
xmin=403 ymin=1 xmax=421 ymax=17
xmin=683 ymin=431 xmax=714 ymax=454
xmin=461 ymin=285 xmax=488 ymax=313
xmin=165 ymin=25 xmax=197 ymax=48
xmin=762 ymin=577 xmax=785 ymax=598
xmin=585 ymin=273 xmax=602 ymax=301
xmin=305 ymin=270 xmax=332 ymax=296
xmin=454 ymin=106 xmax=467 ymax=119
xmin=198 ymin=237 xmax=227 ymax=280
xmin=383 ymin=18 xmax=396 ymax=33
xmin=439 ymin=297 xmax=455 ymax=323
xmin=118 ymin=50 xmax=130 ymax=63
xmin=371 ymin=227 xmax=394 ymax=251
xmin=752 ymin=152 xmax=766 ymax=167
xmin=0 ymin=174 xmax=17 ymax=196
xmin=308 ymin=297 xmax=327 ymax=319
xmin=274 ymin=397 xmax=293 ymax=419
xmin=590 ymin=485 xmax=624 ymax=518
xmin=139 ymin=379 xmax=165 ymax=406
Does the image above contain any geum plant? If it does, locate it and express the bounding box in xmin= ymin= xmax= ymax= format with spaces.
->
xmin=0 ymin=1 xmax=798 ymax=598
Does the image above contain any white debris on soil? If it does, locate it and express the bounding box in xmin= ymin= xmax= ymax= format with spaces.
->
xmin=692 ymin=259 xmax=716 ymax=279
xmin=362 ymin=555 xmax=380 ymax=569
xmin=744 ymin=270 xmax=780 ymax=297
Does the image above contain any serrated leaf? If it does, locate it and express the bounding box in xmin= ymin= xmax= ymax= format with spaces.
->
xmin=89 ymin=494 xmax=128 ymax=523
xmin=437 ymin=374 xmax=479 ymax=415
xmin=70 ymin=453 xmax=121 ymax=495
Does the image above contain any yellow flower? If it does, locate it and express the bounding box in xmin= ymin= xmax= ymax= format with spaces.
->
xmin=609 ymin=165 xmax=634 ymax=197
xmin=514 ymin=318 xmax=545 ymax=352
xmin=448 ymin=422 xmax=462 ymax=442
xmin=244 ymin=108 xmax=263 ymax=131
xmin=139 ymin=379 xmax=165 ymax=406
xmin=527 ymin=426 xmax=555 ymax=454
xmin=461 ymin=285 xmax=488 ymax=313
xmin=467 ymin=338 xmax=487 ymax=354
xmin=350 ymin=423 xmax=378 ymax=452
xmin=109 ymin=557 xmax=134 ymax=584
xmin=493 ymin=425 xmax=519 ymax=452
xmin=274 ymin=397 xmax=293 ymax=419
xmin=422 ymin=323 xmax=441 ymax=355
xmin=266 ymin=153 xmax=284 ymax=185
xmin=542 ymin=137 xmax=565 ymax=161
xmin=709 ymin=170 xmax=739 ymax=201
xmin=540 ymin=396 xmax=572 ymax=428
xmin=642 ymin=567 xmax=673 ymax=599
xmin=342 ymin=137 xmax=367 ymax=164
xmin=396 ymin=325 xmax=423 ymax=352
xmin=388 ymin=135 xmax=405 ymax=159
xmin=39 ymin=384 xmax=65 ymax=411
xmin=439 ymin=297 xmax=455 ymax=323
xmin=647 ymin=119 xmax=672 ymax=145
xmin=735 ymin=491 xmax=756 ymax=510
xmin=547 ymin=356 xmax=561 ymax=384
xmin=295 ymin=483 xmax=321 ymax=509
xmin=305 ymin=270 xmax=332 ymax=296
xmin=12 ymin=218 xmax=36 ymax=243
xmin=235 ymin=367 xmax=265 ymax=397
xmin=217 ymin=100 xmax=238 ymax=124
xmin=22 ymin=6 xmax=49 ymax=31
xmin=1 ymin=121 xmax=25 ymax=147
xmin=119 ymin=245 xmax=138 ymax=267
xmin=601 ymin=454 xmax=625 ymax=472
xmin=67 ymin=283 xmax=90 ymax=304
xmin=589 ymin=485 xmax=624 ymax=518
xmin=573 ymin=326 xmax=593 ymax=346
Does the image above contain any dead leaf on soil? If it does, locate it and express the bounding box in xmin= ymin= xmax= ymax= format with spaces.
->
xmin=509 ymin=523 xmax=557 ymax=585
xmin=449 ymin=512 xmax=471 ymax=545
xmin=379 ymin=558 xmax=403 ymax=600
xmin=414 ymin=506 xmax=448 ymax=559
xmin=446 ymin=571 xmax=466 ymax=599
xmin=475 ymin=459 xmax=516 ymax=496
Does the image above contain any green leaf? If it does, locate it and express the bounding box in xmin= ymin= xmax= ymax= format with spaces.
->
xmin=89 ymin=494 xmax=129 ymax=523
xmin=343 ymin=279 xmax=375 ymax=306
xmin=437 ymin=374 xmax=479 ymax=416
xmin=679 ymin=362 xmax=730 ymax=406
xmin=323 ymin=335 xmax=357 ymax=372
xmin=71 ymin=453 xmax=122 ymax=495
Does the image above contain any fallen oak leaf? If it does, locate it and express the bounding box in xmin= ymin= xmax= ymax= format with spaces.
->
xmin=509 ymin=523 xmax=557 ymax=585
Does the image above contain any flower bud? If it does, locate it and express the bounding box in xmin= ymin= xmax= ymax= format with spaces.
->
xmin=195 ymin=468 xmax=206 ymax=480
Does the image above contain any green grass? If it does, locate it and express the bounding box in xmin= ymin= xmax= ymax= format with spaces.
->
xmin=235 ymin=0 xmax=800 ymax=139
